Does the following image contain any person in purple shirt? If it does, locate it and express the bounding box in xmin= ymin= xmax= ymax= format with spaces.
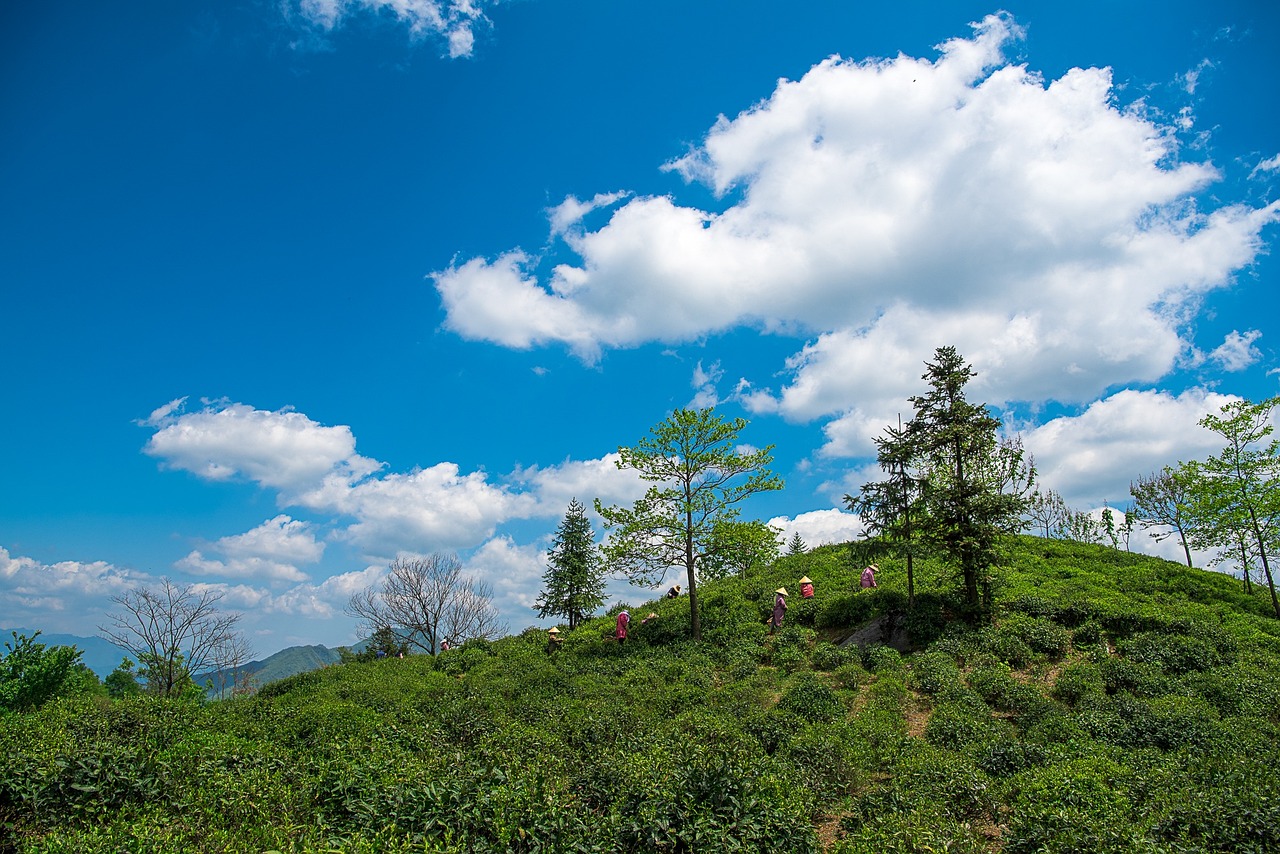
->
xmin=615 ymin=610 xmax=631 ymax=643
xmin=771 ymin=587 xmax=788 ymax=632
xmin=861 ymin=564 xmax=879 ymax=589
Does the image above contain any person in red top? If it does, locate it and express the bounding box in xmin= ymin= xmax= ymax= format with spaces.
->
xmin=799 ymin=576 xmax=814 ymax=599
xmin=615 ymin=610 xmax=631 ymax=643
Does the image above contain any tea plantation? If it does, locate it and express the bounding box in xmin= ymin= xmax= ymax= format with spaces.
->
xmin=3 ymin=538 xmax=1279 ymax=852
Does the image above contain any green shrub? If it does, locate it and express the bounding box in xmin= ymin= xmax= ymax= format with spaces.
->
xmin=777 ymin=673 xmax=842 ymax=723
xmin=999 ymin=615 xmax=1071 ymax=659
xmin=1099 ymin=656 xmax=1171 ymax=697
xmin=1071 ymin=620 xmax=1103 ymax=646
xmin=833 ymin=808 xmax=989 ymax=854
xmin=831 ymin=661 xmax=868 ymax=690
xmin=1111 ymin=694 xmax=1225 ymax=751
xmin=1003 ymin=756 xmax=1140 ymax=854
xmin=980 ymin=627 xmax=1034 ymax=669
xmin=908 ymin=651 xmax=961 ymax=695
xmin=1119 ymin=631 xmax=1228 ymax=675
xmin=861 ymin=644 xmax=904 ymax=674
xmin=977 ymin=738 xmax=1047 ymax=777
xmin=924 ymin=698 xmax=1011 ymax=753
xmin=847 ymin=744 xmax=993 ymax=823
xmin=1051 ymin=662 xmax=1104 ymax=706
xmin=809 ymin=641 xmax=851 ymax=672
xmin=816 ymin=593 xmax=876 ymax=629
xmin=902 ymin=594 xmax=947 ymax=646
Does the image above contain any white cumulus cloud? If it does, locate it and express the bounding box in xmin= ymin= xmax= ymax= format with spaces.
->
xmin=433 ymin=12 xmax=1278 ymax=441
xmin=176 ymin=516 xmax=324 ymax=583
xmin=1022 ymin=388 xmax=1236 ymax=508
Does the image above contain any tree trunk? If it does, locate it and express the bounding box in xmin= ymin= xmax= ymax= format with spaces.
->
xmin=686 ymin=508 xmax=701 ymax=640
xmin=1178 ymin=530 xmax=1193 ymax=567
xmin=1248 ymin=508 xmax=1280 ymax=619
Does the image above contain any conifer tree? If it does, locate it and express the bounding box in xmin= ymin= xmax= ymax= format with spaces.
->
xmin=536 ymin=498 xmax=606 ymax=630
xmin=881 ymin=346 xmax=1034 ymax=612
xmin=786 ymin=531 xmax=807 ymax=556
xmin=847 ymin=414 xmax=925 ymax=605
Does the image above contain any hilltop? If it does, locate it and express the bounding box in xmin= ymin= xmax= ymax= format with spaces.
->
xmin=2 ymin=536 xmax=1278 ymax=852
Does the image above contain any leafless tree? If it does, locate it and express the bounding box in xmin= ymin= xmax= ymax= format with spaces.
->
xmin=99 ymin=579 xmax=243 ymax=697
xmin=346 ymin=554 xmax=505 ymax=653
xmin=212 ymin=633 xmax=257 ymax=699
xmin=1024 ymin=488 xmax=1069 ymax=538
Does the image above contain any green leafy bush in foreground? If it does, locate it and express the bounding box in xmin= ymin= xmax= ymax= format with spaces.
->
xmin=3 ymin=538 xmax=1279 ymax=852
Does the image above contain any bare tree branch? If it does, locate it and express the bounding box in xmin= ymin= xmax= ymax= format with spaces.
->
xmin=346 ymin=554 xmax=505 ymax=653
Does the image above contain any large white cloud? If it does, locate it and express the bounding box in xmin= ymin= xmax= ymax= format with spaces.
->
xmin=768 ymin=508 xmax=864 ymax=549
xmin=433 ymin=12 xmax=1277 ymax=426
xmin=144 ymin=398 xmax=381 ymax=500
xmin=143 ymin=400 xmax=654 ymax=564
xmin=1022 ymin=388 xmax=1236 ymax=508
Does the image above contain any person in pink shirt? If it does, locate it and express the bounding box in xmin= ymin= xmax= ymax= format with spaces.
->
xmin=770 ymin=588 xmax=788 ymax=632
xmin=615 ymin=610 xmax=631 ymax=643
xmin=860 ymin=564 xmax=879 ymax=589
xmin=799 ymin=576 xmax=814 ymax=599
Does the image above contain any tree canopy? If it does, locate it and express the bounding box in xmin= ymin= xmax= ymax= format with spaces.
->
xmin=536 ymin=498 xmax=607 ymax=630
xmin=347 ymin=553 xmax=505 ymax=654
xmin=852 ymin=347 xmax=1033 ymax=612
xmin=596 ymin=407 xmax=782 ymax=639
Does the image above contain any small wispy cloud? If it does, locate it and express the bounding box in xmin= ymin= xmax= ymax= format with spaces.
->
xmin=286 ymin=0 xmax=500 ymax=58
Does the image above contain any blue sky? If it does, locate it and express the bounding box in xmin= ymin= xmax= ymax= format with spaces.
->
xmin=3 ymin=1 xmax=1278 ymax=654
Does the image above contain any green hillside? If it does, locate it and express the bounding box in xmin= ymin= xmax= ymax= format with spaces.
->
xmin=196 ymin=644 xmax=344 ymax=698
xmin=3 ymin=537 xmax=1279 ymax=853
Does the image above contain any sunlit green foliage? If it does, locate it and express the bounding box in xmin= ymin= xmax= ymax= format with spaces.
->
xmin=3 ymin=537 xmax=1279 ymax=852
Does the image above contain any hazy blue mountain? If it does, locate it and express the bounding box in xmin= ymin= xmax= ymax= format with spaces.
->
xmin=2 ymin=628 xmax=131 ymax=678
xmin=197 ymin=644 xmax=343 ymax=697
xmin=2 ymin=629 xmax=346 ymax=690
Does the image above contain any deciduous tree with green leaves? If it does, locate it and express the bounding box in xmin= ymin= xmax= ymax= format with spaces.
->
xmin=536 ymin=498 xmax=607 ymax=629
xmin=1024 ymin=488 xmax=1069 ymax=538
xmin=596 ymin=408 xmax=782 ymax=640
xmin=700 ymin=519 xmax=782 ymax=581
xmin=1130 ymin=467 xmax=1196 ymax=567
xmin=0 ymin=631 xmax=85 ymax=712
xmin=1183 ymin=397 xmax=1280 ymax=618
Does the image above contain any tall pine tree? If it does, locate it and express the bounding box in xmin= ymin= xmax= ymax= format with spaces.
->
xmin=536 ymin=498 xmax=606 ymax=630
xmin=907 ymin=346 xmax=1034 ymax=611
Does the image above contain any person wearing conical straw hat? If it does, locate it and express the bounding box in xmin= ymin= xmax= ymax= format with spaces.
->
xmin=799 ymin=576 xmax=814 ymax=599
xmin=771 ymin=587 xmax=788 ymax=633
xmin=615 ymin=610 xmax=631 ymax=643
xmin=860 ymin=564 xmax=879 ymax=590
xmin=546 ymin=626 xmax=564 ymax=653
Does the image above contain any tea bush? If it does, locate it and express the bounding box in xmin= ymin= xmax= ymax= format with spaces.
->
xmin=809 ymin=641 xmax=852 ymax=672
xmin=908 ymin=650 xmax=961 ymax=695
xmin=776 ymin=673 xmax=842 ymax=723
xmin=1002 ymin=756 xmax=1141 ymax=854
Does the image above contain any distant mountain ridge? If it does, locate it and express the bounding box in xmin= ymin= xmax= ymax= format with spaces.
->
xmin=2 ymin=629 xmax=131 ymax=679
xmin=196 ymin=644 xmax=343 ymax=696
xmin=1 ymin=628 xmax=344 ymax=688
